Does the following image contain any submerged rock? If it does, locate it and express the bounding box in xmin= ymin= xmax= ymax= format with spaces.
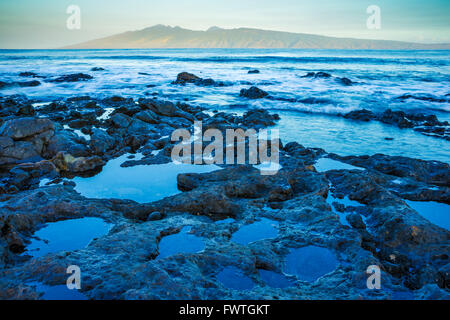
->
xmin=0 ymin=80 xmax=41 ymax=88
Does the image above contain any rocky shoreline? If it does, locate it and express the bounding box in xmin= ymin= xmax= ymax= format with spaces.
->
xmin=0 ymin=80 xmax=449 ymax=299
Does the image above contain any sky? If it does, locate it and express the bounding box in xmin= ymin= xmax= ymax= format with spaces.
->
xmin=0 ymin=0 xmax=449 ymax=48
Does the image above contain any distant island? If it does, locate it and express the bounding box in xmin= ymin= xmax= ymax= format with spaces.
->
xmin=64 ymin=25 xmax=450 ymax=50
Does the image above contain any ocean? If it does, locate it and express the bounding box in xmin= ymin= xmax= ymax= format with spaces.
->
xmin=0 ymin=49 xmax=449 ymax=162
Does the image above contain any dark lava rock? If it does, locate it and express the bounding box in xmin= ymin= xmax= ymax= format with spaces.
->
xmin=18 ymin=72 xmax=44 ymax=78
xmin=48 ymin=73 xmax=93 ymax=83
xmin=302 ymin=72 xmax=332 ymax=78
xmin=52 ymin=151 xmax=104 ymax=173
xmin=147 ymin=211 xmax=163 ymax=221
xmin=0 ymin=80 xmax=41 ymax=88
xmin=344 ymin=109 xmax=376 ymax=122
xmin=172 ymin=72 xmax=231 ymax=87
xmin=172 ymin=72 xmax=227 ymax=87
xmin=331 ymin=153 xmax=450 ymax=187
xmin=138 ymin=98 xmax=193 ymax=121
xmin=342 ymin=108 xmax=448 ymax=140
xmin=240 ymin=86 xmax=269 ymax=99
xmin=19 ymin=80 xmax=41 ymax=87
xmin=44 ymin=130 xmax=89 ymax=158
xmin=336 ymin=77 xmax=353 ymax=86
xmin=0 ymin=117 xmax=54 ymax=139
xmin=396 ymin=94 xmax=448 ymax=104
xmin=248 ymin=69 xmax=260 ymax=74
xmin=173 ymin=72 xmax=201 ymax=84
xmin=379 ymin=109 xmax=414 ymax=128
xmin=0 ymin=118 xmax=55 ymax=166
xmin=242 ymin=109 xmax=279 ymax=127
xmin=91 ymin=67 xmax=105 ymax=71
xmin=67 ymin=96 xmax=92 ymax=102
xmin=346 ymin=213 xmax=366 ymax=229
xmin=135 ymin=110 xmax=159 ymax=124
xmin=89 ymin=129 xmax=116 ymax=155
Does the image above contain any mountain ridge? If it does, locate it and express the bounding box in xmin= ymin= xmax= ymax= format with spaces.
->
xmin=63 ymin=25 xmax=450 ymax=50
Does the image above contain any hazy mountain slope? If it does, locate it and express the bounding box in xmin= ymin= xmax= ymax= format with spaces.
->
xmin=64 ymin=25 xmax=450 ymax=49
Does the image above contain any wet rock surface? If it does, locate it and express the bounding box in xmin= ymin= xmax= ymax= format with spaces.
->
xmin=48 ymin=73 xmax=94 ymax=83
xmin=343 ymin=108 xmax=450 ymax=140
xmin=172 ymin=72 xmax=230 ymax=87
xmin=0 ymin=92 xmax=449 ymax=300
xmin=240 ymin=86 xmax=269 ymax=99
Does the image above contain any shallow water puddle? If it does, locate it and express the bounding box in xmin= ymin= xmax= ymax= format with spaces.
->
xmin=231 ymin=218 xmax=279 ymax=245
xmin=156 ymin=226 xmax=205 ymax=260
xmin=326 ymin=186 xmax=363 ymax=227
xmin=215 ymin=218 xmax=236 ymax=224
xmin=284 ymin=246 xmax=338 ymax=282
xmin=25 ymin=217 xmax=112 ymax=258
xmin=406 ymin=200 xmax=450 ymax=231
xmin=73 ymin=154 xmax=221 ymax=203
xmin=27 ymin=282 xmax=87 ymax=300
xmin=216 ymin=266 xmax=255 ymax=290
xmin=259 ymin=270 xmax=294 ymax=289
xmin=314 ymin=158 xmax=364 ymax=172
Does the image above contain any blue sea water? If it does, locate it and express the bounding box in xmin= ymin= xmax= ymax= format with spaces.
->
xmin=0 ymin=49 xmax=449 ymax=162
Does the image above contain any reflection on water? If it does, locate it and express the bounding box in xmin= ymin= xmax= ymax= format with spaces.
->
xmin=156 ymin=226 xmax=205 ymax=260
xmin=24 ymin=217 xmax=112 ymax=258
xmin=73 ymin=154 xmax=221 ymax=203
xmin=406 ymin=200 xmax=450 ymax=231
xmin=326 ymin=183 xmax=364 ymax=227
xmin=231 ymin=218 xmax=278 ymax=245
xmin=259 ymin=270 xmax=294 ymax=289
xmin=284 ymin=246 xmax=338 ymax=282
xmin=27 ymin=282 xmax=87 ymax=300
xmin=216 ymin=266 xmax=255 ymax=290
